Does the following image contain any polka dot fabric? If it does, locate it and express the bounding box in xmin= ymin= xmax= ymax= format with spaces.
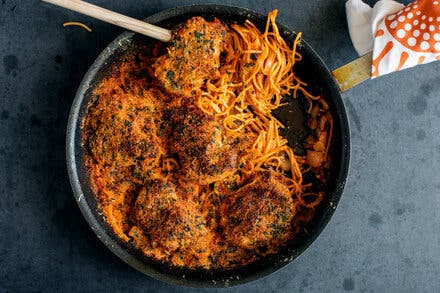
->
xmin=372 ymin=0 xmax=440 ymax=77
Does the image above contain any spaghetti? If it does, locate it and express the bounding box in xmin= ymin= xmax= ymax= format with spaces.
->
xmin=62 ymin=21 xmax=92 ymax=32
xmin=198 ymin=10 xmax=332 ymax=198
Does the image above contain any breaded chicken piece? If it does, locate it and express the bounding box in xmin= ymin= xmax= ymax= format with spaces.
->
xmin=169 ymin=103 xmax=240 ymax=185
xmin=134 ymin=180 xmax=212 ymax=260
xmin=219 ymin=171 xmax=296 ymax=250
xmin=84 ymin=88 xmax=163 ymax=176
xmin=153 ymin=17 xmax=228 ymax=97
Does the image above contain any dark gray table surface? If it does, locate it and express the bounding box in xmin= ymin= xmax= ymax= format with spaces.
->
xmin=1 ymin=0 xmax=439 ymax=292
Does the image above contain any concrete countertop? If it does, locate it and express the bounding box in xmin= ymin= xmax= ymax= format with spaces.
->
xmin=1 ymin=0 xmax=439 ymax=292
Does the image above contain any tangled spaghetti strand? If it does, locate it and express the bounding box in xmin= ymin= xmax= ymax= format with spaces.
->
xmin=197 ymin=10 xmax=332 ymax=203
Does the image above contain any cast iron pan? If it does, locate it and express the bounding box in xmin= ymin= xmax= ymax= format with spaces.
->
xmin=66 ymin=4 xmax=350 ymax=287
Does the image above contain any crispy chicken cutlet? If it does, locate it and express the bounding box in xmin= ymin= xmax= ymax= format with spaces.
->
xmin=219 ymin=171 xmax=297 ymax=250
xmin=153 ymin=17 xmax=228 ymax=97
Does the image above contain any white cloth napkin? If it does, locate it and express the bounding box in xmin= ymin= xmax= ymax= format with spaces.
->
xmin=346 ymin=0 xmax=440 ymax=78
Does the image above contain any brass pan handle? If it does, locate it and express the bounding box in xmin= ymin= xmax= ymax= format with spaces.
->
xmin=331 ymin=52 xmax=372 ymax=92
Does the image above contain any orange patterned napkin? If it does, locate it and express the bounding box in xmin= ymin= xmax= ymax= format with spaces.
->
xmin=346 ymin=0 xmax=440 ymax=78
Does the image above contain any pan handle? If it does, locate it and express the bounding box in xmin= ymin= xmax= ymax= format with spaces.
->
xmin=331 ymin=52 xmax=372 ymax=93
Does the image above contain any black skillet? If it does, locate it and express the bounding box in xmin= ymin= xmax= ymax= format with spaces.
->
xmin=66 ymin=4 xmax=350 ymax=287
